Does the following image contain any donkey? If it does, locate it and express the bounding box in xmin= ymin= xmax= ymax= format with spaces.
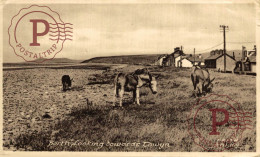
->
xmin=62 ymin=75 xmax=73 ymax=91
xmin=191 ymin=66 xmax=215 ymax=97
xmin=113 ymin=68 xmax=157 ymax=107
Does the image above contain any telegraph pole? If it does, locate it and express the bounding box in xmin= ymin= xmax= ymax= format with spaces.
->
xmin=220 ymin=25 xmax=228 ymax=73
xmin=194 ymin=48 xmax=195 ymax=65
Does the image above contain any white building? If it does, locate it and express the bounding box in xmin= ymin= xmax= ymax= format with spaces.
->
xmin=175 ymin=54 xmax=205 ymax=67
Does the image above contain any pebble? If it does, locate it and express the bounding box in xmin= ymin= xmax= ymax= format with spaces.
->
xmin=245 ymin=145 xmax=251 ymax=151
xmin=20 ymin=112 xmax=24 ymax=116
xmin=7 ymin=119 xmax=13 ymax=123
xmin=42 ymin=113 xmax=52 ymax=119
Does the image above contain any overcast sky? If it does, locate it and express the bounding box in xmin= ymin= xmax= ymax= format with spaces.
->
xmin=3 ymin=2 xmax=257 ymax=62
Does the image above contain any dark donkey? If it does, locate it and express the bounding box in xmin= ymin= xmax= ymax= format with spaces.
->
xmin=191 ymin=66 xmax=215 ymax=97
xmin=62 ymin=75 xmax=73 ymax=91
xmin=113 ymin=68 xmax=157 ymax=107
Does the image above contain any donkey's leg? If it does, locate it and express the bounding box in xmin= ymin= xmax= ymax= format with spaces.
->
xmin=113 ymin=85 xmax=118 ymax=106
xmin=136 ymin=88 xmax=140 ymax=105
xmin=192 ymin=75 xmax=198 ymax=97
xmin=119 ymin=88 xmax=124 ymax=107
xmin=133 ymin=90 xmax=136 ymax=104
xmin=194 ymin=84 xmax=198 ymax=97
xmin=62 ymin=83 xmax=65 ymax=91
xmin=197 ymin=82 xmax=203 ymax=96
xmin=64 ymin=83 xmax=68 ymax=91
xmin=202 ymin=82 xmax=206 ymax=95
xmin=194 ymin=84 xmax=200 ymax=97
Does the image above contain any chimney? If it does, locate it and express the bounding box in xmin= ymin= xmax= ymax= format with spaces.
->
xmin=233 ymin=52 xmax=235 ymax=59
xmin=210 ymin=50 xmax=215 ymax=56
xmin=216 ymin=49 xmax=219 ymax=55
xmin=218 ymin=49 xmax=222 ymax=55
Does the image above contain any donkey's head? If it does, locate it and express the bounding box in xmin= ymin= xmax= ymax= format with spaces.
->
xmin=134 ymin=68 xmax=157 ymax=94
xmin=149 ymin=76 xmax=157 ymax=94
xmin=68 ymin=78 xmax=73 ymax=87
xmin=205 ymin=77 xmax=215 ymax=93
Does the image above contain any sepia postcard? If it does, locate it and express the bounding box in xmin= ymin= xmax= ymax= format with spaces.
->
xmin=0 ymin=0 xmax=259 ymax=156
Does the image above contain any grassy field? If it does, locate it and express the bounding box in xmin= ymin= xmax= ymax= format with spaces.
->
xmin=2 ymin=63 xmax=256 ymax=151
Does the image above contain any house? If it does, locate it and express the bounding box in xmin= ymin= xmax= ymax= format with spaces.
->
xmin=171 ymin=47 xmax=184 ymax=67
xmin=175 ymin=55 xmax=192 ymax=67
xmin=186 ymin=54 xmax=205 ymax=66
xmin=205 ymin=49 xmax=236 ymax=72
xmin=175 ymin=55 xmax=185 ymax=67
xmin=154 ymin=55 xmax=167 ymax=66
xmin=246 ymin=46 xmax=256 ymax=73
xmin=249 ymin=55 xmax=256 ymax=73
xmin=175 ymin=54 xmax=205 ymax=67
xmin=162 ymin=55 xmax=171 ymax=66
xmin=164 ymin=47 xmax=184 ymax=67
xmin=234 ymin=45 xmax=256 ymax=74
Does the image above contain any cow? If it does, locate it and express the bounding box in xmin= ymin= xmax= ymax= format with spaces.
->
xmin=62 ymin=75 xmax=73 ymax=91
xmin=113 ymin=68 xmax=157 ymax=107
xmin=191 ymin=66 xmax=215 ymax=97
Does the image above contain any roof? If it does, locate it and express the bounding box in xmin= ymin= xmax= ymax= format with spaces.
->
xmin=180 ymin=58 xmax=192 ymax=63
xmin=185 ymin=56 xmax=204 ymax=62
xmin=205 ymin=53 xmax=222 ymax=60
xmin=157 ymin=55 xmax=167 ymax=60
xmin=205 ymin=53 xmax=235 ymax=61
xmin=171 ymin=50 xmax=184 ymax=57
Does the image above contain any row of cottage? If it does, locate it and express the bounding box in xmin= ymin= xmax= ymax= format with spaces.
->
xmin=154 ymin=46 xmax=257 ymax=74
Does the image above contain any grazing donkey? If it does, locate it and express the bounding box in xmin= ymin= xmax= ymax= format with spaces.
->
xmin=113 ymin=68 xmax=157 ymax=107
xmin=62 ymin=75 xmax=73 ymax=91
xmin=191 ymin=66 xmax=215 ymax=97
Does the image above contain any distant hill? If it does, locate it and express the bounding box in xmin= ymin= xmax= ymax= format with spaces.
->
xmin=82 ymin=49 xmax=243 ymax=65
xmin=82 ymin=54 xmax=162 ymax=65
xmin=4 ymin=58 xmax=83 ymax=67
xmin=31 ymin=58 xmax=83 ymax=64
